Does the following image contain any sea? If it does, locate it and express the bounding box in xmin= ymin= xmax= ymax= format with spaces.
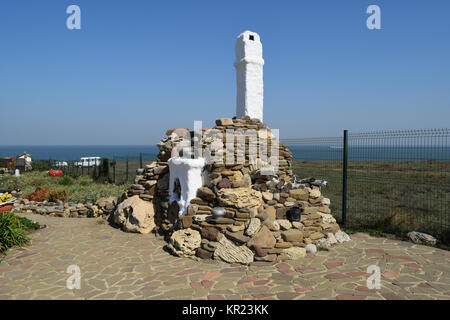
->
xmin=1 ymin=145 xmax=449 ymax=162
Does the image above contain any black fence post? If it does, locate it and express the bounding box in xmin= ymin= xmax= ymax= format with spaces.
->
xmin=113 ymin=157 xmax=116 ymax=184
xmin=140 ymin=152 xmax=143 ymax=169
xmin=342 ymin=129 xmax=348 ymax=225
xmin=126 ymin=156 xmax=129 ymax=183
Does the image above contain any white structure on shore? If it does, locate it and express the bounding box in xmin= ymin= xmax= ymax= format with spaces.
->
xmin=168 ymin=157 xmax=206 ymax=216
xmin=234 ymin=30 xmax=264 ymax=122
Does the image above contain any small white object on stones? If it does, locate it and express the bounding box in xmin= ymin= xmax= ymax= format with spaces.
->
xmin=407 ymin=231 xmax=437 ymax=245
xmin=335 ymin=230 xmax=351 ymax=243
xmin=305 ymin=244 xmax=317 ymax=254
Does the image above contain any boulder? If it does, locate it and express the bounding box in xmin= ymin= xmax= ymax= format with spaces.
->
xmin=225 ymin=230 xmax=250 ymax=244
xmin=247 ymin=226 xmax=276 ymax=249
xmin=216 ymin=118 xmax=234 ymax=126
xmin=407 ymin=231 xmax=437 ymax=245
xmin=289 ymin=189 xmax=309 ymax=201
xmin=113 ymin=195 xmax=155 ymax=234
xmin=317 ymin=238 xmax=332 ymax=251
xmin=264 ymin=206 xmax=276 ymax=220
xmin=196 ymin=187 xmax=216 ymax=202
xmin=262 ymin=192 xmax=273 ymax=202
xmin=335 ymin=230 xmax=351 ymax=243
xmin=217 ymin=178 xmax=232 ymax=189
xmin=276 ymin=219 xmax=292 ymax=230
xmin=263 ymin=219 xmax=280 ymax=231
xmin=245 ymin=218 xmax=261 ymax=236
xmin=309 ymin=189 xmax=321 ymax=199
xmin=305 ymin=244 xmax=317 ymax=254
xmin=327 ymin=232 xmax=338 ymax=245
xmin=168 ymin=228 xmax=201 ymax=257
xmin=201 ymin=227 xmax=223 ymax=242
xmin=310 ymin=232 xmax=325 ymax=240
xmin=319 ymin=213 xmax=336 ymax=224
xmin=96 ymin=196 xmax=117 ymax=212
xmin=214 ymin=237 xmax=254 ymax=265
xmin=217 ymin=187 xmax=262 ymax=209
xmin=250 ymin=245 xmax=267 ymax=257
xmin=196 ymin=248 xmax=213 ymax=259
xmin=281 ymin=229 xmax=303 ymax=242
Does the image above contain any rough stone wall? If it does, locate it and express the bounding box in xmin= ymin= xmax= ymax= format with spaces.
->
xmin=119 ymin=116 xmax=350 ymax=265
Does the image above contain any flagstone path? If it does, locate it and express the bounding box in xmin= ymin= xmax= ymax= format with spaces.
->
xmin=0 ymin=213 xmax=449 ymax=300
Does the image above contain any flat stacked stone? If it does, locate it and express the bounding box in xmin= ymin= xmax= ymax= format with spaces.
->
xmin=114 ymin=116 xmax=350 ymax=265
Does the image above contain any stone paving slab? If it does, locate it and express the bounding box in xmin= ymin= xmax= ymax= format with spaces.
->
xmin=0 ymin=213 xmax=449 ymax=300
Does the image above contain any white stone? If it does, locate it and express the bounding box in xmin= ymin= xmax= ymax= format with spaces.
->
xmin=276 ymin=219 xmax=292 ymax=230
xmin=321 ymin=197 xmax=331 ymax=206
xmin=305 ymin=244 xmax=317 ymax=254
xmin=168 ymin=157 xmax=206 ymax=216
xmin=319 ymin=213 xmax=336 ymax=224
xmin=327 ymin=232 xmax=338 ymax=245
xmin=407 ymin=231 xmax=436 ymax=245
xmin=335 ymin=230 xmax=351 ymax=243
xmin=245 ymin=218 xmax=261 ymax=236
xmin=234 ymin=30 xmax=264 ymax=121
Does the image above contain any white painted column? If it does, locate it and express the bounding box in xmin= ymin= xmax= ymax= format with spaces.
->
xmin=168 ymin=157 xmax=206 ymax=216
xmin=234 ymin=30 xmax=264 ymax=122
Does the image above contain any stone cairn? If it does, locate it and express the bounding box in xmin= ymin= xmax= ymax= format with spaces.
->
xmin=12 ymin=196 xmax=117 ymax=218
xmin=117 ymin=116 xmax=350 ymax=265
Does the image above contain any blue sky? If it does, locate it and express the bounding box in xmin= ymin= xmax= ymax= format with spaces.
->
xmin=1 ymin=0 xmax=449 ymax=145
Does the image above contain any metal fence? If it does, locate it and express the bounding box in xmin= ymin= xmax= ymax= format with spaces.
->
xmin=51 ymin=152 xmax=158 ymax=185
xmin=284 ymin=128 xmax=450 ymax=243
xmin=110 ymin=152 xmax=157 ymax=184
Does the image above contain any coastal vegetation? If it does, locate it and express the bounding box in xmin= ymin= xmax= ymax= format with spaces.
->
xmin=0 ymin=212 xmax=40 ymax=254
xmin=0 ymin=171 xmax=129 ymax=204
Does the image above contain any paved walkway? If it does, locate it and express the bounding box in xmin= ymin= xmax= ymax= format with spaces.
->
xmin=0 ymin=213 xmax=449 ymax=300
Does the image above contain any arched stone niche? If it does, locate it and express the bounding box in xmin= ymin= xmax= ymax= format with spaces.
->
xmin=168 ymin=157 xmax=206 ymax=216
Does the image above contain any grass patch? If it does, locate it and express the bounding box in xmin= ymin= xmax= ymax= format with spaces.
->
xmin=292 ymin=160 xmax=450 ymax=244
xmin=0 ymin=212 xmax=40 ymax=254
xmin=0 ymin=171 xmax=129 ymax=204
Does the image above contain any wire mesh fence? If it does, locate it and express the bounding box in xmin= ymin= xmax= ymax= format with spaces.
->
xmin=284 ymin=128 xmax=450 ymax=243
xmin=283 ymin=137 xmax=344 ymax=224
xmin=346 ymin=129 xmax=450 ymax=241
xmin=44 ymin=128 xmax=450 ymax=242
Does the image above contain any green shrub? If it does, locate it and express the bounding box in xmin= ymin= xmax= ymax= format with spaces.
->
xmin=0 ymin=213 xmax=39 ymax=253
xmin=58 ymin=176 xmax=73 ymax=186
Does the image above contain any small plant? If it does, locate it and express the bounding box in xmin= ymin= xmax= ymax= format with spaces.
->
xmin=24 ymin=187 xmax=69 ymax=202
xmin=58 ymin=176 xmax=73 ymax=186
xmin=0 ymin=213 xmax=39 ymax=253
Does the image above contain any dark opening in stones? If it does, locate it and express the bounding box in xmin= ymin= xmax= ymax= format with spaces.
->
xmin=173 ymin=178 xmax=181 ymax=200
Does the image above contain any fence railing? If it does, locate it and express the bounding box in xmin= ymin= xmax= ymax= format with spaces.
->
xmin=284 ymin=128 xmax=450 ymax=243
xmin=51 ymin=152 xmax=158 ymax=185
xmin=47 ymin=128 xmax=450 ymax=242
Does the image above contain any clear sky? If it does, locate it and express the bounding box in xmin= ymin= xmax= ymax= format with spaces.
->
xmin=1 ymin=0 xmax=449 ymax=145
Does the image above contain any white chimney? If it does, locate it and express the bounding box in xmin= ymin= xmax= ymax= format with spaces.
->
xmin=234 ymin=30 xmax=264 ymax=122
